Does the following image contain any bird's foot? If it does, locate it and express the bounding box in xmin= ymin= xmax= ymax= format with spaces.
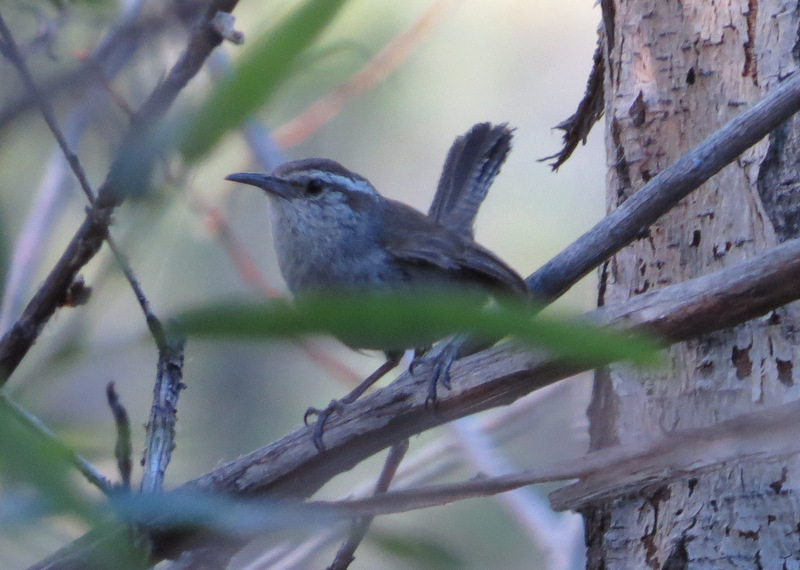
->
xmin=303 ymin=355 xmax=402 ymax=452
xmin=424 ymin=355 xmax=454 ymax=409
xmin=411 ymin=340 xmax=462 ymax=409
xmin=304 ymin=399 xmax=347 ymax=452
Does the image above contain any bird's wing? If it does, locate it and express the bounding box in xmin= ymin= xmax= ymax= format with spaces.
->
xmin=381 ymin=200 xmax=528 ymax=297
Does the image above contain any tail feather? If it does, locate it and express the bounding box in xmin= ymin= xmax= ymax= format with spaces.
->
xmin=428 ymin=123 xmax=514 ymax=238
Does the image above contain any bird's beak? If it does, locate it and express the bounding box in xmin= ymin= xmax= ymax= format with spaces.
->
xmin=225 ymin=172 xmax=296 ymax=200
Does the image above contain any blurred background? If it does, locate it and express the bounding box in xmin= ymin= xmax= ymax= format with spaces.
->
xmin=0 ymin=0 xmax=605 ymax=568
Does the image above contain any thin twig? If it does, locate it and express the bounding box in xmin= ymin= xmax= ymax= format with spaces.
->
xmin=105 ymin=237 xmax=168 ymax=348
xmin=106 ymin=382 xmax=132 ymax=489
xmin=0 ymin=0 xmax=148 ymax=336
xmin=0 ymin=9 xmax=177 ymax=132
xmin=451 ymin=418 xmax=580 ymax=570
xmin=0 ymin=395 xmax=113 ymax=495
xmin=328 ymin=439 xmax=409 ymax=570
xmin=0 ymin=0 xmax=239 ymax=383
xmin=30 ymin=21 xmax=800 ymax=570
xmin=311 ymin=394 xmax=800 ymax=517
xmin=1 ymin=6 xmax=171 ymax=351
xmin=0 ymin=11 xmax=96 ymax=203
xmin=248 ymin=385 xmax=568 ymax=570
xmin=3 ymin=6 xmax=187 ymax=493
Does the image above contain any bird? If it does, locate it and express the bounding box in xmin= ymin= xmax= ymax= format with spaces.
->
xmin=226 ymin=124 xmax=527 ymax=450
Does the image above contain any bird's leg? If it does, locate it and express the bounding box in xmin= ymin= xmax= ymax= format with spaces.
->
xmin=304 ymin=352 xmax=403 ymax=451
xmin=410 ymin=334 xmax=469 ymax=407
xmin=413 ymin=332 xmax=498 ymax=407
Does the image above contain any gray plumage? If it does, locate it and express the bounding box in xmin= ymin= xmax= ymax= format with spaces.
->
xmin=226 ymin=158 xmax=526 ymax=305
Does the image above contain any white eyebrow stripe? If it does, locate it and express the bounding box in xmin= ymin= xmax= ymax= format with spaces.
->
xmin=315 ymin=172 xmax=377 ymax=194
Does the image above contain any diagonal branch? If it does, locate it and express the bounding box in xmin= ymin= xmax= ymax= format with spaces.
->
xmin=0 ymin=12 xmax=96 ymax=203
xmin=328 ymin=440 xmax=409 ymax=570
xmin=527 ymin=70 xmax=800 ymax=302
xmin=0 ymin=6 xmax=173 ymax=352
xmin=0 ymin=0 xmax=239 ymax=384
xmin=29 ymin=30 xmax=800 ymax=570
xmin=37 ymin=233 xmax=800 ymax=569
xmin=0 ymin=394 xmax=113 ymax=496
xmin=106 ymin=382 xmax=133 ymax=489
xmin=179 ymin=237 xmax=800 ymax=503
xmin=310 ymin=395 xmax=800 ymax=517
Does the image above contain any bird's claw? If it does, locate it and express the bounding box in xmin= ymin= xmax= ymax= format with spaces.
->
xmin=304 ymin=399 xmax=345 ymax=451
xmin=416 ymin=354 xmax=453 ymax=409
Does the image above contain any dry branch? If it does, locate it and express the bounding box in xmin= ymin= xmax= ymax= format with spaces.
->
xmin=0 ymin=0 xmax=239 ymax=383
xmin=34 ymin=235 xmax=800 ymax=568
xmin=181 ymin=237 xmax=800 ymax=501
xmin=312 ymin=395 xmax=800 ymax=517
xmin=528 ymin=71 xmax=800 ymax=301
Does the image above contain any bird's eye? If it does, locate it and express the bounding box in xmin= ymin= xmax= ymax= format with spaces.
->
xmin=306 ymin=179 xmax=325 ymax=196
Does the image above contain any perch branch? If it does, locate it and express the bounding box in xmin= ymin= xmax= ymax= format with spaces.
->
xmin=179 ymin=237 xmax=800 ymax=501
xmin=33 ymin=236 xmax=800 ymax=569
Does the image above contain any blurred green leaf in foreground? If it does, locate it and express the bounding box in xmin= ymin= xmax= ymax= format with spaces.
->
xmin=178 ymin=293 xmax=660 ymax=367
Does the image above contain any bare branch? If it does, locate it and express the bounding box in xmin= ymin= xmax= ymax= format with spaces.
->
xmin=0 ymin=0 xmax=239 ymax=384
xmin=0 ymin=10 xmax=177 ymax=133
xmin=328 ymin=440 xmax=409 ymax=570
xmin=36 ymin=205 xmax=800 ymax=568
xmin=192 ymin=199 xmax=363 ymax=387
xmin=450 ymin=417 xmax=581 ymax=569
xmin=0 ymin=11 xmax=96 ymax=203
xmin=309 ymin=394 xmax=800 ymax=518
xmin=528 ymin=70 xmax=800 ymax=301
xmin=1 ymin=4 xmax=175 ymax=353
xmin=0 ymin=0 xmax=149 ymax=335
xmin=172 ymin=236 xmax=800 ymax=512
xmin=106 ymin=382 xmax=132 ymax=489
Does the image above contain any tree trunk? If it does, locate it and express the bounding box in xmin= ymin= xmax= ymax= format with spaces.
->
xmin=585 ymin=1 xmax=800 ymax=567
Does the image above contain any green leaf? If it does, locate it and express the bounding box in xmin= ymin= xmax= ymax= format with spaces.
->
xmin=176 ymin=294 xmax=660 ymax=366
xmin=180 ymin=0 xmax=350 ymax=161
xmin=0 ymin=401 xmax=148 ymax=567
xmin=109 ymin=490 xmax=334 ymax=534
xmin=0 ymin=399 xmax=95 ymax=523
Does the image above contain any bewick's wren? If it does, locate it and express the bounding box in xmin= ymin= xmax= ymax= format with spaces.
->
xmin=227 ymin=126 xmax=526 ymax=449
